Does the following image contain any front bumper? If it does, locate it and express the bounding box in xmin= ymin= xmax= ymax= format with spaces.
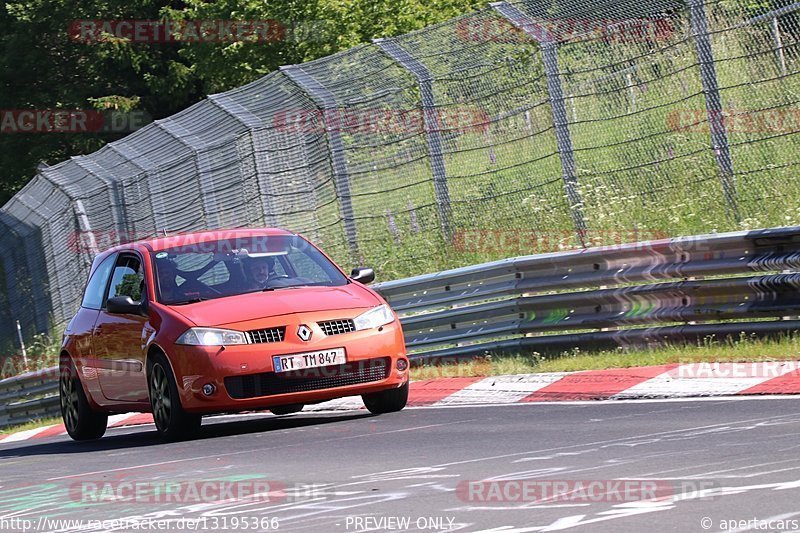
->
xmin=166 ymin=317 xmax=408 ymax=413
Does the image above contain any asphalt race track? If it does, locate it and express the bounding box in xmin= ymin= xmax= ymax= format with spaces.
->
xmin=2 ymin=398 xmax=800 ymax=532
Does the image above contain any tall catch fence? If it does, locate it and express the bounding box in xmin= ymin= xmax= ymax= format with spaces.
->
xmin=1 ymin=0 xmax=799 ymax=352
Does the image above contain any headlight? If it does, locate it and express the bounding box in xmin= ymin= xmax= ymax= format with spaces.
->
xmin=353 ymin=304 xmax=395 ymax=331
xmin=176 ymin=327 xmax=248 ymax=346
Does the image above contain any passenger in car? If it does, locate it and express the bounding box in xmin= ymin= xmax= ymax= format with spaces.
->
xmin=156 ymin=258 xmax=183 ymax=302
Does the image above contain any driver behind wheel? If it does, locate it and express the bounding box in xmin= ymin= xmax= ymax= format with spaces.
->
xmin=245 ymin=256 xmax=277 ymax=289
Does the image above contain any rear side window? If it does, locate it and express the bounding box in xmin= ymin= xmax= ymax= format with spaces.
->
xmin=81 ymin=254 xmax=116 ymax=310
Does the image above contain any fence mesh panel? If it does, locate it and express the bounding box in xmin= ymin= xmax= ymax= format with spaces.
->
xmin=1 ymin=0 xmax=799 ymax=350
xmin=705 ymin=0 xmax=800 ymax=227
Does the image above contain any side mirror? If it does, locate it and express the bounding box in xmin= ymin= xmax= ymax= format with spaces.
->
xmin=107 ymin=296 xmax=146 ymax=315
xmin=350 ymin=267 xmax=375 ymax=284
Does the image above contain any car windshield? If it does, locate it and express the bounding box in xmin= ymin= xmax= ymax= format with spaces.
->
xmin=151 ymin=235 xmax=349 ymax=305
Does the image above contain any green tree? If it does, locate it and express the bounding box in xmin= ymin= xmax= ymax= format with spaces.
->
xmin=0 ymin=0 xmax=484 ymax=206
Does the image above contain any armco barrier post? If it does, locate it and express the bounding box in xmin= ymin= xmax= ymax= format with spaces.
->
xmin=373 ymin=38 xmax=453 ymax=243
xmin=491 ymin=2 xmax=588 ymax=247
xmin=688 ymin=0 xmax=739 ymax=222
xmin=280 ymin=65 xmax=360 ymax=262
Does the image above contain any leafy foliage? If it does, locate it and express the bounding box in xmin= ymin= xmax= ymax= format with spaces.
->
xmin=0 ymin=0 xmax=484 ymax=205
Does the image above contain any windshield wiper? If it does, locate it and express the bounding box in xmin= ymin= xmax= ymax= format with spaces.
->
xmin=172 ymin=296 xmax=211 ymax=305
xmin=261 ymin=285 xmax=305 ymax=292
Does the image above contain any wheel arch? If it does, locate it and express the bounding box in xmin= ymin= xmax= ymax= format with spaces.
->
xmin=144 ymin=342 xmax=186 ymax=406
xmin=144 ymin=341 xmax=171 ymax=373
xmin=58 ymin=349 xmax=105 ymax=413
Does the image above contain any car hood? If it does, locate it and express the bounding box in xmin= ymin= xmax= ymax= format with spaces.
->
xmin=167 ymin=283 xmax=382 ymax=327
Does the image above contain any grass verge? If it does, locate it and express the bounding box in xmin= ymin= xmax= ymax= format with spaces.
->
xmin=0 ymin=416 xmax=62 ymax=437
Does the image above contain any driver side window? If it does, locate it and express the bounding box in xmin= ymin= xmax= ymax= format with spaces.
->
xmin=106 ymin=255 xmax=144 ymax=305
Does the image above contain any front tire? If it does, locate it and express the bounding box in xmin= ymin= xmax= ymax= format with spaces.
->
xmin=60 ymin=356 xmax=108 ymax=441
xmin=362 ymin=381 xmax=409 ymax=414
xmin=147 ymin=352 xmax=201 ymax=441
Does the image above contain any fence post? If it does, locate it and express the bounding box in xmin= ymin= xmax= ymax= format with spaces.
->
xmin=626 ymin=71 xmax=637 ymax=112
xmin=373 ymin=38 xmax=453 ymax=243
xmin=687 ymin=0 xmax=740 ymax=222
xmin=770 ymin=16 xmax=788 ymax=76
xmin=491 ymin=2 xmax=588 ymax=247
xmin=72 ymin=199 xmax=99 ymax=256
xmin=280 ymin=65 xmax=360 ymax=262
xmin=15 ymin=320 xmax=28 ymax=371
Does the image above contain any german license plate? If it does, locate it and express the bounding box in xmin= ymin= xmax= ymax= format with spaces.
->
xmin=273 ymin=348 xmax=346 ymax=373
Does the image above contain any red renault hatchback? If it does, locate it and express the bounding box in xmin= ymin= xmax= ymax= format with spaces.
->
xmin=60 ymin=229 xmax=409 ymax=441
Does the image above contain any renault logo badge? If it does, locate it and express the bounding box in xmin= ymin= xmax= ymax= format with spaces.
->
xmin=297 ymin=325 xmax=312 ymax=341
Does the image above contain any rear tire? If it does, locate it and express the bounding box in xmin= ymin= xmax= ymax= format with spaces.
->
xmin=147 ymin=352 xmax=201 ymax=441
xmin=59 ymin=356 xmax=108 ymax=441
xmin=362 ymin=381 xmax=409 ymax=414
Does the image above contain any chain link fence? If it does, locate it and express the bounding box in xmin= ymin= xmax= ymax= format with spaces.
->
xmin=1 ymin=0 xmax=799 ymax=352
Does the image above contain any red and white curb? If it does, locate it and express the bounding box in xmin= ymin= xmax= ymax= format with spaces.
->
xmin=3 ymin=361 xmax=800 ymax=444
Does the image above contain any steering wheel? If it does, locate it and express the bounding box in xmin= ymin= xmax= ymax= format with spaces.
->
xmin=267 ymin=272 xmax=290 ymax=281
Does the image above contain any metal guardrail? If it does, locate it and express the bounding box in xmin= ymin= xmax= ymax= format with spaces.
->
xmin=374 ymin=226 xmax=800 ymax=361
xmin=4 ymin=226 xmax=800 ymax=429
xmin=0 ymin=369 xmax=59 ymax=429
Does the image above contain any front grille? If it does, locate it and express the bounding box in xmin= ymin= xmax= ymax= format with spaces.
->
xmin=246 ymin=327 xmax=286 ymax=344
xmin=318 ymin=319 xmax=355 ymax=336
xmin=224 ymin=357 xmax=390 ymax=400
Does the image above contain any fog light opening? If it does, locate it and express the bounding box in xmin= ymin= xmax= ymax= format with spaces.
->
xmin=396 ymin=359 xmax=409 ymax=371
xmin=202 ymin=383 xmax=216 ymax=396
